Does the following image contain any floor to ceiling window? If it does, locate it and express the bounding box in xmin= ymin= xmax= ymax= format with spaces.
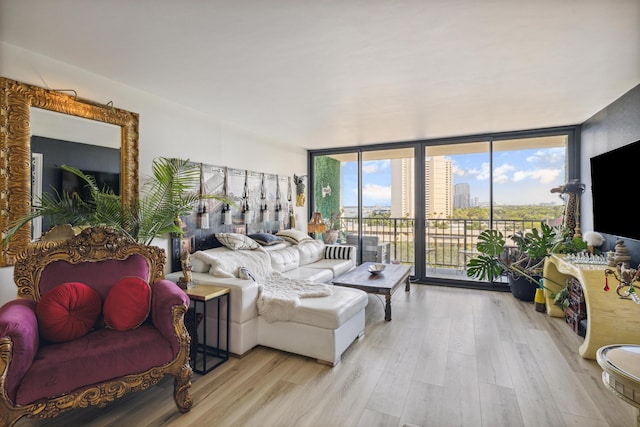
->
xmin=424 ymin=141 xmax=490 ymax=279
xmin=311 ymin=148 xmax=416 ymax=268
xmin=309 ymin=127 xmax=577 ymax=289
xmin=312 ymin=151 xmax=359 ymax=247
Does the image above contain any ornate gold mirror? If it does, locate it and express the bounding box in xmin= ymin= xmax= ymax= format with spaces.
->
xmin=0 ymin=77 xmax=139 ymax=267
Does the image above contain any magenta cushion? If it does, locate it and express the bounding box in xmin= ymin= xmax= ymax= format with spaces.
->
xmin=0 ymin=299 xmax=39 ymax=403
xmin=15 ymin=325 xmax=173 ymax=405
xmin=36 ymin=282 xmax=102 ymax=343
xmin=103 ymin=276 xmax=151 ymax=331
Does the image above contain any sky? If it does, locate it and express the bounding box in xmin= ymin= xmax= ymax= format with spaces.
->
xmin=340 ymin=146 xmax=566 ymax=207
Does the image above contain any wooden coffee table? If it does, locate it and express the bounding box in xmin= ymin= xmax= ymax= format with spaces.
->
xmin=332 ymin=262 xmax=411 ymax=321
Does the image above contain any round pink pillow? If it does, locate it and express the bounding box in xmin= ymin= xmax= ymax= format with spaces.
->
xmin=36 ymin=282 xmax=102 ymax=343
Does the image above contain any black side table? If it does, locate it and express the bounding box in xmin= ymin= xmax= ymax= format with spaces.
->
xmin=185 ymin=285 xmax=230 ymax=374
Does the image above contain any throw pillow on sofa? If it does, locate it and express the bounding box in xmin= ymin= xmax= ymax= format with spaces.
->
xmin=248 ymin=232 xmax=284 ymax=246
xmin=215 ymin=232 xmax=260 ymax=250
xmin=36 ymin=281 xmax=102 ymax=343
xmin=276 ymin=229 xmax=312 ymax=244
xmin=103 ymin=276 xmax=151 ymax=331
xmin=324 ymin=245 xmax=354 ymax=260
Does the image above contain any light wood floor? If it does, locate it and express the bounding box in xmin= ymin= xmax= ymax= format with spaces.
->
xmin=18 ymin=284 xmax=638 ymax=427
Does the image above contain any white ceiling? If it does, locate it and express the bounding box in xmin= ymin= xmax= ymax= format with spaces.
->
xmin=1 ymin=0 xmax=639 ymax=150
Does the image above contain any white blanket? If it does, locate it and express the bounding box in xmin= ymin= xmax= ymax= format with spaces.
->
xmin=256 ymin=272 xmax=332 ymax=323
xmin=192 ymin=248 xmax=272 ymax=281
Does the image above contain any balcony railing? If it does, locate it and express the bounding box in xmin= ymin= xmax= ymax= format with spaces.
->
xmin=337 ymin=216 xmax=548 ymax=272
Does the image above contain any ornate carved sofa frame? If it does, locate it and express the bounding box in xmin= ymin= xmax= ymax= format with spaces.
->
xmin=0 ymin=227 xmax=193 ymax=426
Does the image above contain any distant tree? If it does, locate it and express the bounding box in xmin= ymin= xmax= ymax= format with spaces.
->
xmin=367 ymin=211 xmax=390 ymax=219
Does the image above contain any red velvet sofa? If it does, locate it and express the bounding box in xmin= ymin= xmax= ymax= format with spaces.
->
xmin=0 ymin=227 xmax=193 ymax=426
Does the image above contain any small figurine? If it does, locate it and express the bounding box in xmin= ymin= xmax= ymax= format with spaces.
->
xmin=614 ymin=239 xmax=631 ymax=265
xmin=177 ymin=249 xmax=193 ymax=289
xmin=604 ymin=261 xmax=640 ymax=303
xmin=293 ymin=174 xmax=307 ymax=207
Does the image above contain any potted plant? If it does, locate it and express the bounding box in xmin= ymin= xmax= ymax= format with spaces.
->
xmin=466 ymin=222 xmax=569 ymax=301
xmin=322 ymin=210 xmax=342 ymax=244
xmin=543 ymin=228 xmax=592 ymax=310
xmin=3 ymin=157 xmax=229 ymax=246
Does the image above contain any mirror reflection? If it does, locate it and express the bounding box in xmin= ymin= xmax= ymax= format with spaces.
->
xmin=29 ymin=108 xmax=122 ymax=240
xmin=0 ymin=76 xmax=139 ymax=267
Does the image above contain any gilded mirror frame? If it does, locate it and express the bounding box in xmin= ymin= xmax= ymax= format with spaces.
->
xmin=0 ymin=77 xmax=139 ymax=267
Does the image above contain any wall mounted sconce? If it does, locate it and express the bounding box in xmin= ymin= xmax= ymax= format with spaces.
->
xmin=307 ymin=211 xmax=325 ymax=239
xmin=242 ymin=169 xmax=252 ymax=225
xmin=221 ymin=166 xmax=232 ymax=225
xmin=294 ymin=174 xmax=307 ymax=207
xmin=196 ymin=163 xmax=210 ymax=229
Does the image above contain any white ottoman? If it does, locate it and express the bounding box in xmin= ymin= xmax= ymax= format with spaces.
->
xmin=257 ymin=286 xmax=368 ymax=366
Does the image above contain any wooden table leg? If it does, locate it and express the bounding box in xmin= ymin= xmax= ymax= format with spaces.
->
xmin=385 ymin=294 xmax=392 ymax=321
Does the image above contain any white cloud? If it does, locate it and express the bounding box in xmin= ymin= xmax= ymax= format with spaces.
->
xmin=494 ymin=174 xmax=509 ymax=184
xmin=532 ymin=168 xmax=562 ymax=184
xmin=491 ymin=163 xmax=515 ymax=184
xmin=477 ymin=161 xmax=560 ymax=186
xmin=362 ymin=160 xmax=390 ymax=174
xmin=513 ymin=168 xmax=562 ymax=184
xmin=362 ymin=164 xmax=379 ymax=174
xmin=476 ymin=162 xmax=490 ymax=180
xmin=512 ymin=170 xmax=528 ymax=182
xmin=452 ymin=165 xmax=465 ymax=176
xmin=527 ymin=147 xmax=565 ymax=164
xmin=363 ymin=183 xmax=391 ymax=201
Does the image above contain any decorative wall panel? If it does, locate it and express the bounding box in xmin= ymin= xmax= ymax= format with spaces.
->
xmin=171 ymin=162 xmax=293 ymax=271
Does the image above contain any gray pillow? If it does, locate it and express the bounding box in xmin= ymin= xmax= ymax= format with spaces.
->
xmin=249 ymin=233 xmax=284 ymax=246
xmin=214 ymin=233 xmax=260 ymax=250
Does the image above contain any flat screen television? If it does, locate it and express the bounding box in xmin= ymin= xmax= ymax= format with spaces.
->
xmin=60 ymin=169 xmax=120 ymax=201
xmin=590 ymin=139 xmax=640 ymax=241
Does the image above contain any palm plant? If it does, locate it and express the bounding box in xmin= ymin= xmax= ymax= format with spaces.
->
xmin=3 ymin=157 xmax=224 ymax=246
xmin=132 ymin=157 xmax=204 ymax=245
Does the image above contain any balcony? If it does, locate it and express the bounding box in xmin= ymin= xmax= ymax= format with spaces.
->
xmin=336 ymin=216 xmax=549 ymax=278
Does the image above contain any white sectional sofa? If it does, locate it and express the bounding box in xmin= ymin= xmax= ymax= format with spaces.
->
xmin=166 ymin=234 xmax=368 ymax=366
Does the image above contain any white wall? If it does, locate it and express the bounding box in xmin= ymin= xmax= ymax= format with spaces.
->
xmin=0 ymin=43 xmax=308 ymax=305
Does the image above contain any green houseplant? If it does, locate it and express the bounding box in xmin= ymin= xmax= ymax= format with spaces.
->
xmin=466 ymin=222 xmax=575 ymax=301
xmin=3 ymin=157 xmax=223 ymax=246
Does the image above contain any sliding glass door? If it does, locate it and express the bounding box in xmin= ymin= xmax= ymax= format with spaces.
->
xmin=309 ymin=127 xmax=576 ymax=288
xmin=311 ymin=148 xmax=416 ymax=269
xmin=360 ymin=148 xmax=415 ymax=269
xmin=424 ymin=141 xmax=490 ymax=279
